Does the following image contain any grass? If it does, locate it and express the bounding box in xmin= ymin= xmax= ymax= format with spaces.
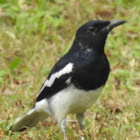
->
xmin=0 ymin=0 xmax=140 ymax=139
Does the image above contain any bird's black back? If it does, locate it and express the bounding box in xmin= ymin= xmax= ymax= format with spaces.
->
xmin=36 ymin=40 xmax=110 ymax=102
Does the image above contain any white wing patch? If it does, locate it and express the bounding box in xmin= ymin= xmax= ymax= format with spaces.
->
xmin=38 ymin=63 xmax=73 ymax=96
xmin=65 ymin=77 xmax=71 ymax=85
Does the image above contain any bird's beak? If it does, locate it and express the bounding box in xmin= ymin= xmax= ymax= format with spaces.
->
xmin=103 ymin=20 xmax=126 ymax=31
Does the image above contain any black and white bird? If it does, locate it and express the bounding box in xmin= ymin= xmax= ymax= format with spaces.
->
xmin=10 ymin=20 xmax=126 ymax=139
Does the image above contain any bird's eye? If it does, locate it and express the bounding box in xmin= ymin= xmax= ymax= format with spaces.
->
xmin=88 ymin=26 xmax=97 ymax=33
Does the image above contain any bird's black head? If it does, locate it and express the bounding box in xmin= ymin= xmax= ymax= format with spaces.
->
xmin=73 ymin=20 xmax=126 ymax=52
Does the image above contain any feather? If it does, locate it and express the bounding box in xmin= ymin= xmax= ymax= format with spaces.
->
xmin=10 ymin=108 xmax=48 ymax=131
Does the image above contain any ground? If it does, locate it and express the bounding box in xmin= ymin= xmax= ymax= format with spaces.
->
xmin=0 ymin=0 xmax=140 ymax=140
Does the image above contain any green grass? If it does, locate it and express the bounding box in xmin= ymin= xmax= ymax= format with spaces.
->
xmin=0 ymin=0 xmax=140 ymax=139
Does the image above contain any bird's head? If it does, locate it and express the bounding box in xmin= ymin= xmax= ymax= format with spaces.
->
xmin=75 ymin=20 xmax=126 ymax=52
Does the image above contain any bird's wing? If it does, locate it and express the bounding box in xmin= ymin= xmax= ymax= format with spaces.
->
xmin=36 ymin=61 xmax=74 ymax=102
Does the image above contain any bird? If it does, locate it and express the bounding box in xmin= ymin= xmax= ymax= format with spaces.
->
xmin=10 ymin=20 xmax=126 ymax=140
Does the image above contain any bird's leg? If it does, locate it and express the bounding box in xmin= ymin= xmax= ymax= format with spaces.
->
xmin=76 ymin=113 xmax=87 ymax=140
xmin=76 ymin=113 xmax=85 ymax=130
xmin=60 ymin=118 xmax=68 ymax=140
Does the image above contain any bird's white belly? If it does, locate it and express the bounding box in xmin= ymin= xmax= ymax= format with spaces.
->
xmin=50 ymin=84 xmax=103 ymax=120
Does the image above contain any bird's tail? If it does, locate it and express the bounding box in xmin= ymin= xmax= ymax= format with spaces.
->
xmin=10 ymin=108 xmax=48 ymax=131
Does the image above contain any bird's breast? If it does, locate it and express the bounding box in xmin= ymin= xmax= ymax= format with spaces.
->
xmin=72 ymin=54 xmax=110 ymax=90
xmin=50 ymin=84 xmax=103 ymax=115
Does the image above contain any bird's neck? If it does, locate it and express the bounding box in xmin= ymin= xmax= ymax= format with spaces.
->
xmin=70 ymin=36 xmax=107 ymax=53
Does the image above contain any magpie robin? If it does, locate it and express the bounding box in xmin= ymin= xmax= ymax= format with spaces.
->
xmin=10 ymin=20 xmax=126 ymax=140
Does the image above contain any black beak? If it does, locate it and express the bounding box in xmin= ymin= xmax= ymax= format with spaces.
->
xmin=103 ymin=20 xmax=126 ymax=31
